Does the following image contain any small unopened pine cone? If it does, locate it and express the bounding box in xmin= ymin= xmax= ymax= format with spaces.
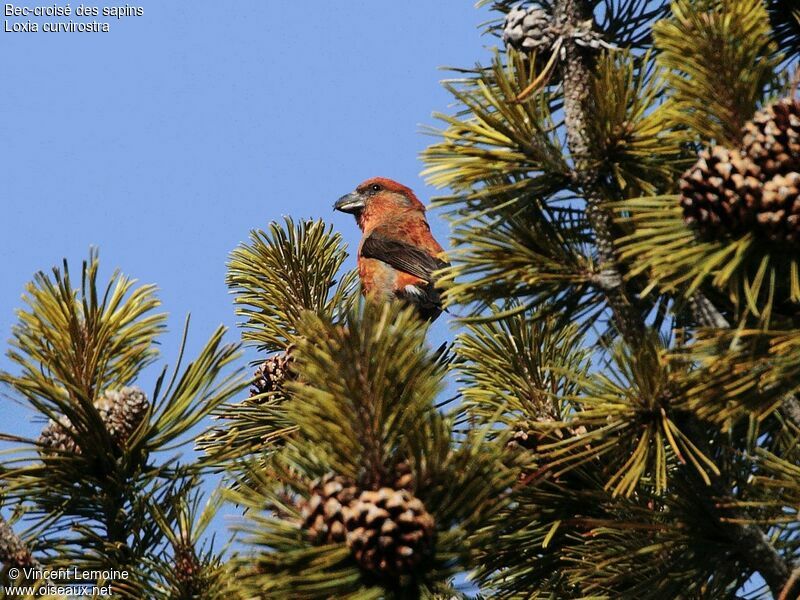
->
xmin=250 ymin=348 xmax=295 ymax=400
xmin=174 ymin=543 xmax=200 ymax=584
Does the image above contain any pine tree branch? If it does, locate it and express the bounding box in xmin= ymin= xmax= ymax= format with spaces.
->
xmin=557 ymin=0 xmax=646 ymax=347
xmin=709 ymin=487 xmax=793 ymax=596
xmin=681 ymin=419 xmax=794 ymax=596
xmin=779 ymin=565 xmax=800 ymax=600
xmin=689 ymin=292 xmax=730 ymax=329
xmin=685 ymin=450 xmax=792 ymax=595
xmin=783 ymin=394 xmax=800 ymax=430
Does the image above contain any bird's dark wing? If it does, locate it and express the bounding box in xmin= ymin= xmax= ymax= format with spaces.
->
xmin=360 ymin=234 xmax=449 ymax=282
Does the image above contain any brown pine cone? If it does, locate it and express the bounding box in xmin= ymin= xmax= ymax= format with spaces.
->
xmin=38 ymin=387 xmax=149 ymax=455
xmin=299 ymin=475 xmax=358 ymax=544
xmin=759 ymin=171 xmax=800 ymax=244
xmin=343 ymin=487 xmax=435 ymax=577
xmin=742 ymin=97 xmax=800 ymax=178
xmin=95 ymin=387 xmax=149 ymax=446
xmin=0 ymin=517 xmax=36 ymax=569
xmin=679 ymin=146 xmax=762 ymax=238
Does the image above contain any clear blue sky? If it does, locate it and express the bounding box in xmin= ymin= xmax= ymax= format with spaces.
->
xmin=1 ymin=2 xmax=492 ymax=437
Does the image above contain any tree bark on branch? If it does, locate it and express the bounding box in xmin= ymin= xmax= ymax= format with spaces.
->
xmin=783 ymin=394 xmax=800 ymax=430
xmin=557 ymin=0 xmax=645 ymax=348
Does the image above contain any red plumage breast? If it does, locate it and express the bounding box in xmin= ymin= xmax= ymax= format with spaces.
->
xmin=358 ymin=256 xmax=396 ymax=299
xmin=357 ymin=256 xmax=427 ymax=299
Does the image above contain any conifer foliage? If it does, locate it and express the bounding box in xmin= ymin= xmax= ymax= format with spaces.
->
xmin=420 ymin=0 xmax=800 ymax=597
xmin=0 ymin=251 xmax=244 ymax=598
xmin=2 ymin=1 xmax=800 ymax=599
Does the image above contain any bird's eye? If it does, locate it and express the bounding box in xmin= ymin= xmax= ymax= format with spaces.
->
xmin=371 ymin=184 xmax=382 ymax=192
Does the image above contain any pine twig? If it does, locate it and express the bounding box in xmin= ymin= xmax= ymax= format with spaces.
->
xmin=727 ymin=520 xmax=792 ymax=596
xmin=779 ymin=565 xmax=800 ymax=600
xmin=681 ymin=419 xmax=794 ymax=596
xmin=689 ymin=292 xmax=730 ymax=329
xmin=557 ymin=0 xmax=645 ymax=347
xmin=783 ymin=394 xmax=800 ymax=430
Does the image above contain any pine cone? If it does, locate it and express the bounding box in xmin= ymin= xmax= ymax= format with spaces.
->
xmin=679 ymin=146 xmax=762 ymax=238
xmin=299 ymin=475 xmax=358 ymax=544
xmin=0 ymin=517 xmax=36 ymax=569
xmin=39 ymin=414 xmax=79 ymax=455
xmin=174 ymin=542 xmax=208 ymax=595
xmin=680 ymin=99 xmax=800 ymax=245
xmin=742 ymin=98 xmax=800 ymax=178
xmin=759 ymin=172 xmax=800 ymax=244
xmin=250 ymin=349 xmax=295 ymax=400
xmin=344 ymin=488 xmax=435 ymax=577
xmin=38 ymin=387 xmax=149 ymax=455
xmin=502 ymin=4 xmax=557 ymax=55
xmin=96 ymin=387 xmax=149 ymax=446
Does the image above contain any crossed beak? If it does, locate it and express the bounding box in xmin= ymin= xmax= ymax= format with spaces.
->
xmin=334 ymin=191 xmax=365 ymax=214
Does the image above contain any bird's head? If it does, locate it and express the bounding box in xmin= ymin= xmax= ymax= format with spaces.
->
xmin=334 ymin=177 xmax=426 ymax=230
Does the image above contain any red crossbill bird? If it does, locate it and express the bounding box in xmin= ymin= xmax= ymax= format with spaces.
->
xmin=334 ymin=177 xmax=450 ymax=321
